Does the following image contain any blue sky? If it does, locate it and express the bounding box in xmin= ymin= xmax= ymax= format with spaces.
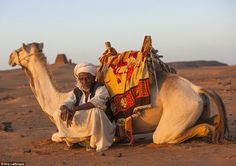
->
xmin=1 ymin=0 xmax=235 ymax=70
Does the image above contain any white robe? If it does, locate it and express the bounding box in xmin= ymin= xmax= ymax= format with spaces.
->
xmin=52 ymin=86 xmax=115 ymax=152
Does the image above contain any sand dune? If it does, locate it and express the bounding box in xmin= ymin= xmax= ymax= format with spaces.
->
xmin=0 ymin=64 xmax=235 ymax=166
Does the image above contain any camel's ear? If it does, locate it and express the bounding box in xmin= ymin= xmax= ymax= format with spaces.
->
xmin=22 ymin=43 xmax=28 ymax=52
xmin=38 ymin=42 xmax=44 ymax=51
xmin=22 ymin=43 xmax=26 ymax=49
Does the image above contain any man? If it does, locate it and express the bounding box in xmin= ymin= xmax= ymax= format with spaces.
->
xmin=52 ymin=63 xmax=115 ymax=152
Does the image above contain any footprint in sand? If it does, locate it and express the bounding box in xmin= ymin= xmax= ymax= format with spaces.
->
xmin=1 ymin=121 xmax=13 ymax=132
xmin=0 ymin=96 xmax=15 ymax=102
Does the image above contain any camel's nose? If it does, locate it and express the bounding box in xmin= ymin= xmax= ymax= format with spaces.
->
xmin=9 ymin=54 xmax=16 ymax=66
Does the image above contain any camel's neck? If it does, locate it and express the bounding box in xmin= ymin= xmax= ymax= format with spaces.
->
xmin=25 ymin=56 xmax=65 ymax=117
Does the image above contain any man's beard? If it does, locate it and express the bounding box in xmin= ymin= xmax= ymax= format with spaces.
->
xmin=76 ymin=80 xmax=90 ymax=92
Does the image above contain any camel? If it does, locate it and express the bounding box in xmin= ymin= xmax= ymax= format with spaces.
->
xmin=8 ymin=42 xmax=228 ymax=146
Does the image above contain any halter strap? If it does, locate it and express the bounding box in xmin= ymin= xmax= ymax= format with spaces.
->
xmin=15 ymin=49 xmax=42 ymax=67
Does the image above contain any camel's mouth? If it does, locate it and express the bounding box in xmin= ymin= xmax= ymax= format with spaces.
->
xmin=10 ymin=63 xmax=16 ymax=67
xmin=8 ymin=55 xmax=17 ymax=67
xmin=8 ymin=60 xmax=16 ymax=67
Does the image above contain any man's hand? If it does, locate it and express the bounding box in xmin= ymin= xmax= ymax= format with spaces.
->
xmin=60 ymin=105 xmax=69 ymax=121
xmin=66 ymin=109 xmax=75 ymax=128
xmin=60 ymin=105 xmax=75 ymax=128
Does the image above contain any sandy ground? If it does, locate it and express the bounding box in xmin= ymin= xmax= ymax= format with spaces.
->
xmin=0 ymin=64 xmax=236 ymax=166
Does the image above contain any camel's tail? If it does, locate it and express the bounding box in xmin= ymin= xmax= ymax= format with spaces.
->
xmin=199 ymin=88 xmax=229 ymax=143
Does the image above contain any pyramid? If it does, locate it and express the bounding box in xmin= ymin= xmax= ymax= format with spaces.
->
xmin=54 ymin=54 xmax=69 ymax=64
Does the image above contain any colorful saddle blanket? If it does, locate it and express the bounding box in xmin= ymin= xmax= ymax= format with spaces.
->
xmin=99 ymin=50 xmax=151 ymax=119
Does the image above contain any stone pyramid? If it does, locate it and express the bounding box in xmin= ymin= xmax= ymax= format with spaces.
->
xmin=54 ymin=54 xmax=68 ymax=64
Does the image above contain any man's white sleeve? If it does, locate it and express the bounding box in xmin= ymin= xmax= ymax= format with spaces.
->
xmin=89 ymin=86 xmax=110 ymax=110
xmin=63 ymin=91 xmax=76 ymax=109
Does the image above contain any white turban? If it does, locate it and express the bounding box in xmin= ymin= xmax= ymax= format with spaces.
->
xmin=74 ymin=63 xmax=97 ymax=77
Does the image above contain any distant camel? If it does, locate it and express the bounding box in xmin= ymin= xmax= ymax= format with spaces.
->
xmin=9 ymin=43 xmax=228 ymax=145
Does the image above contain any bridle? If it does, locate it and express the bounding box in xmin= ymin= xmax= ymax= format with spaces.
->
xmin=14 ymin=49 xmax=42 ymax=67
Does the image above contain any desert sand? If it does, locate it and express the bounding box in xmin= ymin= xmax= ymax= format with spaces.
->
xmin=0 ymin=64 xmax=236 ymax=166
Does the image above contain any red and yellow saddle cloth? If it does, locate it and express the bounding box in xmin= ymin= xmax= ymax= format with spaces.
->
xmin=99 ymin=50 xmax=151 ymax=119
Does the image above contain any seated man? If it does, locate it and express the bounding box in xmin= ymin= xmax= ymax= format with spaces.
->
xmin=52 ymin=63 xmax=115 ymax=152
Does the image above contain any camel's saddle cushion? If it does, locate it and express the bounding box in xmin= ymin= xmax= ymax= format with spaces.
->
xmin=98 ymin=50 xmax=151 ymax=120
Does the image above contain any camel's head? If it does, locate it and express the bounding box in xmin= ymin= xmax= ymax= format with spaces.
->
xmin=9 ymin=42 xmax=44 ymax=68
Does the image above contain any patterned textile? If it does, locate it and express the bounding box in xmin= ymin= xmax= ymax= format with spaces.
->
xmin=99 ymin=50 xmax=151 ymax=119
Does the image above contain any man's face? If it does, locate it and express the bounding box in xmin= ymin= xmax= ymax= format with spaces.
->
xmin=77 ymin=72 xmax=95 ymax=91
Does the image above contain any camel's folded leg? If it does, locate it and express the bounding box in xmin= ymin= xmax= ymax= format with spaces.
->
xmin=174 ymin=123 xmax=215 ymax=143
xmin=168 ymin=115 xmax=220 ymax=144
